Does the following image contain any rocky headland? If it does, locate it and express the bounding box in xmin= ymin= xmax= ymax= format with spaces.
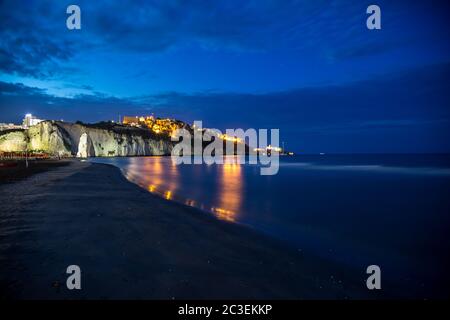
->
xmin=0 ymin=121 xmax=174 ymax=157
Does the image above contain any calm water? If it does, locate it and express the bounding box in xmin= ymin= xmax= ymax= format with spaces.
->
xmin=91 ymin=154 xmax=450 ymax=297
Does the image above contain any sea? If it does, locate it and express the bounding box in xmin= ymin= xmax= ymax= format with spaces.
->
xmin=91 ymin=154 xmax=450 ymax=298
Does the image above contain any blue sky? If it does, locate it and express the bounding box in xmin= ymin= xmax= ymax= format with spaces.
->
xmin=1 ymin=0 xmax=449 ymax=152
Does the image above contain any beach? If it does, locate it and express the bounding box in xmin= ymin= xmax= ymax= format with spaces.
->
xmin=0 ymin=160 xmax=372 ymax=299
xmin=0 ymin=160 xmax=71 ymax=184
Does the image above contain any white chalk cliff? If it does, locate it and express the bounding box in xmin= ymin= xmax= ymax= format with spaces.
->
xmin=76 ymin=133 xmax=94 ymax=158
xmin=0 ymin=121 xmax=174 ymax=157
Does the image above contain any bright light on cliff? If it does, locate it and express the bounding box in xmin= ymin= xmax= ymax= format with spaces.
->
xmin=220 ymin=134 xmax=242 ymax=143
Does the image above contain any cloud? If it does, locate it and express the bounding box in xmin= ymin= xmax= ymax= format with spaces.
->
xmin=0 ymin=82 xmax=143 ymax=123
xmin=3 ymin=0 xmax=445 ymax=80
xmin=3 ymin=0 xmax=316 ymax=78
xmin=1 ymin=62 xmax=449 ymax=152
xmin=0 ymin=1 xmax=81 ymax=78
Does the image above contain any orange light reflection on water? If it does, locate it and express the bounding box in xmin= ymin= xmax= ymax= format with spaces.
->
xmin=212 ymin=157 xmax=243 ymax=222
xmin=127 ymin=157 xmax=180 ymax=200
xmin=125 ymin=156 xmax=243 ymax=223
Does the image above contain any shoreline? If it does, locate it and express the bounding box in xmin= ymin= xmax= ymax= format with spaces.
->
xmin=0 ymin=160 xmax=374 ymax=299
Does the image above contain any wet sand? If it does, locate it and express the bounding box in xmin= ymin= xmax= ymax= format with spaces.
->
xmin=0 ymin=160 xmax=373 ymax=299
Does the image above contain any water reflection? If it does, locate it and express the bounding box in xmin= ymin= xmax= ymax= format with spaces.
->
xmin=211 ymin=157 xmax=243 ymax=222
xmin=122 ymin=156 xmax=243 ymax=222
xmin=125 ymin=157 xmax=180 ymax=201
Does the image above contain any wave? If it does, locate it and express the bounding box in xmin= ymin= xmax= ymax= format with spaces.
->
xmin=278 ymin=162 xmax=450 ymax=175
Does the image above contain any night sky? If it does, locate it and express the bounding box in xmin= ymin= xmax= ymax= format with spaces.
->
xmin=1 ymin=0 xmax=449 ymax=153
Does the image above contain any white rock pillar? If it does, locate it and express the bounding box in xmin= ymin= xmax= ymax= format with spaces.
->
xmin=76 ymin=132 xmax=93 ymax=158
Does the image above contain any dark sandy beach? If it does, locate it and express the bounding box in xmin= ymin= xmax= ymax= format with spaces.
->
xmin=0 ymin=160 xmax=373 ymax=299
xmin=0 ymin=160 xmax=71 ymax=184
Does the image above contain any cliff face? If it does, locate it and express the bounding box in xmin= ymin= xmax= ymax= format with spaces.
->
xmin=0 ymin=130 xmax=28 ymax=152
xmin=0 ymin=121 xmax=173 ymax=157
xmin=56 ymin=121 xmax=173 ymax=157
xmin=28 ymin=121 xmax=73 ymax=156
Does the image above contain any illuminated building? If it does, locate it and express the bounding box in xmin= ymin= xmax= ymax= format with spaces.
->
xmin=122 ymin=115 xmax=185 ymax=136
xmin=22 ymin=114 xmax=43 ymax=128
xmin=219 ymin=134 xmax=242 ymax=143
xmin=253 ymin=145 xmax=282 ymax=154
